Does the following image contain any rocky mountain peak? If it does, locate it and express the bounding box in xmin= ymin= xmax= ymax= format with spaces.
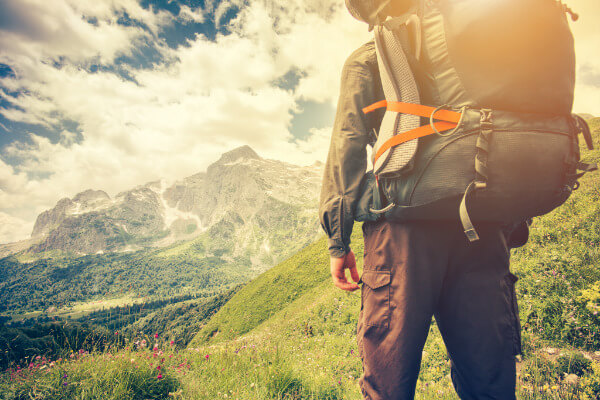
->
xmin=215 ymin=145 xmax=261 ymax=165
xmin=72 ymin=189 xmax=110 ymax=204
xmin=3 ymin=143 xmax=324 ymax=261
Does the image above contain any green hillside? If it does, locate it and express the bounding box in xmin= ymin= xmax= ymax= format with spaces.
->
xmin=187 ymin=231 xmax=353 ymax=345
xmin=0 ymin=238 xmax=252 ymax=317
xmin=2 ymin=119 xmax=600 ymax=399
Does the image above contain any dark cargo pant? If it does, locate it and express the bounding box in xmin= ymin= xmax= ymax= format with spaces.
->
xmin=357 ymin=220 xmax=521 ymax=400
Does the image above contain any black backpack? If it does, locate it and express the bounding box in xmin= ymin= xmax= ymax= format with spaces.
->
xmin=350 ymin=0 xmax=596 ymax=241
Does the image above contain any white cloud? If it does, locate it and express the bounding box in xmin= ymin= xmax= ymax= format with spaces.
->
xmin=569 ymin=0 xmax=600 ymax=114
xmin=0 ymin=0 xmax=163 ymax=66
xmin=179 ymin=5 xmax=205 ymax=24
xmin=230 ymin=0 xmax=369 ymax=105
xmin=0 ymin=212 xmax=33 ymax=245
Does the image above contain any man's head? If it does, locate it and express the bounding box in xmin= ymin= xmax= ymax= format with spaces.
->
xmin=345 ymin=0 xmax=415 ymax=26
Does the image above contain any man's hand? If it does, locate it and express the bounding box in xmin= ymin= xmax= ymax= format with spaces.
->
xmin=330 ymin=250 xmax=360 ymax=292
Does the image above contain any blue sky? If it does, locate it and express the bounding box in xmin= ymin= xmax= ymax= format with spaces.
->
xmin=0 ymin=0 xmax=598 ymax=244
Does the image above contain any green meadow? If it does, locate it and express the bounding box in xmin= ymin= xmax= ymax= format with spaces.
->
xmin=2 ymin=118 xmax=600 ymax=399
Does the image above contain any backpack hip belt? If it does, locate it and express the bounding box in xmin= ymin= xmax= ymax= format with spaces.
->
xmin=362 ymin=101 xmax=597 ymax=241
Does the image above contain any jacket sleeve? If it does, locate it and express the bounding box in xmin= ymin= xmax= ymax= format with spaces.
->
xmin=319 ymin=51 xmax=378 ymax=258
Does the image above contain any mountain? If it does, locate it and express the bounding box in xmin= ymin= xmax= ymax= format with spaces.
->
xmin=1 ymin=146 xmax=323 ymax=268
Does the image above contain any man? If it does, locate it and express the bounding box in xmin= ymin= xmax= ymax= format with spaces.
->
xmin=318 ymin=1 xmax=526 ymax=399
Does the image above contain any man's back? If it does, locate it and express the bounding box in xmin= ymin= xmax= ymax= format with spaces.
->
xmin=319 ymin=7 xmax=523 ymax=399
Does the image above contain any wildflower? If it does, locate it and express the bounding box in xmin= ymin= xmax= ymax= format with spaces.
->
xmin=154 ymin=333 xmax=159 ymax=339
xmin=170 ymin=340 xmax=175 ymax=346
xmin=157 ymin=373 xmax=163 ymax=380
xmin=205 ymin=354 xmax=210 ymax=360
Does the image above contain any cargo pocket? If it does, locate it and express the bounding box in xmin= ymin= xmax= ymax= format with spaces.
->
xmin=504 ymin=272 xmax=522 ymax=355
xmin=360 ymin=270 xmax=391 ymax=329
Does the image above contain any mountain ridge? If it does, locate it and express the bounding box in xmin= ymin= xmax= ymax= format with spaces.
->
xmin=0 ymin=146 xmax=323 ymax=266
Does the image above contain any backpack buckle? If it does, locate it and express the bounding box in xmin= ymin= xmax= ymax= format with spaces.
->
xmin=429 ymin=104 xmax=466 ymax=137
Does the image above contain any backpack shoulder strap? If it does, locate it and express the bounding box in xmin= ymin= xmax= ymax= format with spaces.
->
xmin=372 ymin=16 xmax=421 ymax=176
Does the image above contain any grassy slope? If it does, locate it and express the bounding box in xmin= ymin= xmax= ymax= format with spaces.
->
xmin=188 ymin=232 xmax=348 ymax=345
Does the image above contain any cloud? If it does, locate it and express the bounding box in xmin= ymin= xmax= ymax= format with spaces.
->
xmin=0 ymin=0 xmax=172 ymax=66
xmin=230 ymin=0 xmax=368 ymax=105
xmin=570 ymin=0 xmax=600 ymax=114
xmin=178 ymin=5 xmax=205 ymax=24
xmin=0 ymin=212 xmax=33 ymax=244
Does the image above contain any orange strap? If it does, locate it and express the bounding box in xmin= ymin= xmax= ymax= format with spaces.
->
xmin=363 ymin=100 xmax=463 ymax=164
xmin=362 ymin=100 xmax=462 ymax=123
xmin=374 ymin=122 xmax=457 ymax=161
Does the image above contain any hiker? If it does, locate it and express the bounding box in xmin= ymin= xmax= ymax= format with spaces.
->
xmin=319 ymin=0 xmax=593 ymax=399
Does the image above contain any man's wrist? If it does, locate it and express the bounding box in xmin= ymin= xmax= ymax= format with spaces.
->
xmin=328 ymin=238 xmax=350 ymax=258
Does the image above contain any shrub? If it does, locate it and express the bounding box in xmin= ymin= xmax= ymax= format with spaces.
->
xmin=580 ymin=362 xmax=600 ymax=400
xmin=266 ymin=369 xmax=304 ymax=399
xmin=521 ymin=355 xmax=559 ymax=385
xmin=557 ymin=352 xmax=592 ymax=377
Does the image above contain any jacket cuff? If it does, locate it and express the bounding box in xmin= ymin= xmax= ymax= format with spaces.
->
xmin=327 ymin=238 xmax=350 ymax=258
